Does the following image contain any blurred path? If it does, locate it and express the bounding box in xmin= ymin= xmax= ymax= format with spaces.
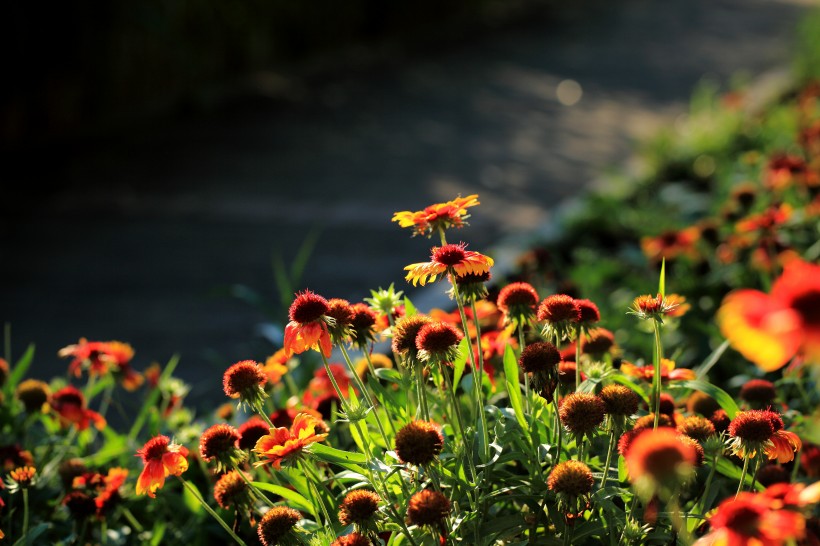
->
xmin=1 ymin=0 xmax=813 ymax=400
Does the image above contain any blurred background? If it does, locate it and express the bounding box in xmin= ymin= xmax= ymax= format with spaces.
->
xmin=0 ymin=0 xmax=813 ymax=404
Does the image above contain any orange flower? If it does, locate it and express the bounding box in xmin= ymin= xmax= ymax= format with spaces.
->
xmin=717 ymin=259 xmax=820 ymax=371
xmin=283 ymin=290 xmax=333 ymax=358
xmin=404 ymin=243 xmax=494 ymax=287
xmin=253 ymin=413 xmax=328 ymax=469
xmin=71 ymin=467 xmax=129 ymax=516
xmin=135 ymin=436 xmax=189 ymax=498
xmin=302 ymin=363 xmax=353 ymax=415
xmin=641 ymin=228 xmax=700 ymax=262
xmin=262 ymin=349 xmax=289 ymax=385
xmin=620 ymin=359 xmax=696 ymax=382
xmin=694 ymin=491 xmax=806 ymax=546
xmin=735 ymin=203 xmax=792 ymax=233
xmin=50 ymin=386 xmax=106 ymax=431
xmin=59 ymin=339 xmax=142 ymax=390
xmin=628 ymin=294 xmax=681 ymax=321
xmin=392 ymin=194 xmax=480 ymax=238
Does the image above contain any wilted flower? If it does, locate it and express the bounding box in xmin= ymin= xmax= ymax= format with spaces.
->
xmin=223 ymin=360 xmax=268 ymax=410
xmin=254 ymin=413 xmax=328 ymax=469
xmin=283 ymin=290 xmax=334 ymax=358
xmin=50 ymin=386 xmax=106 ymax=431
xmin=199 ymin=424 xmax=246 ymax=472
xmin=392 ymin=194 xmax=480 ymax=238
xmin=135 ymin=435 xmax=189 ymax=498
xmin=257 ymin=506 xmax=301 ymax=546
xmin=404 ymin=243 xmax=493 ymax=287
xmin=537 ymin=294 xmax=581 ymax=341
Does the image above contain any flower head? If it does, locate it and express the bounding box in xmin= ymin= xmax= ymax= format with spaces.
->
xmin=497 ymin=282 xmax=540 ymax=325
xmin=331 ymin=534 xmax=371 ymax=546
xmin=625 ymin=428 xmax=697 ymax=495
xmin=696 ymin=491 xmax=806 ymax=546
xmin=452 ymin=270 xmax=491 ymax=301
xmin=718 ymin=259 xmax=820 ymax=371
xmin=628 ymin=294 xmax=681 ymax=322
xmin=583 ymin=328 xmax=616 ymax=359
xmin=262 ymin=350 xmax=290 ymax=386
xmin=284 ymin=290 xmax=333 ymax=358
xmin=620 ymin=359 xmax=695 ymax=383
xmin=15 ymin=379 xmax=51 ymax=413
xmin=756 ymin=464 xmax=790 ymax=487
xmin=199 ymin=424 xmax=245 ymax=472
xmin=7 ymin=466 xmax=36 ymax=491
xmin=407 ymin=489 xmax=451 ymax=527
xmin=537 ymin=295 xmax=581 ymax=341
xmin=338 ymin=489 xmax=381 ymax=527
xmin=135 ymin=435 xmax=189 ymax=498
xmin=392 ymin=194 xmax=480 ymax=238
xmin=677 ymin=415 xmax=716 ymax=442
xmin=739 ymin=379 xmax=777 ymax=409
xmin=50 ymin=386 xmax=106 ymax=431
xmin=548 ymin=460 xmax=594 ymax=519
xmin=257 ymin=506 xmax=301 ymax=546
xmin=633 ymin=413 xmax=674 ymax=430
xmin=326 ymin=298 xmax=355 ymax=343
xmin=254 ymin=413 xmax=328 ymax=469
xmin=238 ymin=417 xmax=271 ymax=450
xmin=395 ymin=421 xmax=444 ymax=466
xmin=687 ymin=391 xmax=721 ymax=418
xmin=223 ymin=360 xmax=268 ymax=410
xmin=404 ymin=243 xmax=494 ymax=287
xmin=728 ymin=410 xmax=802 ymax=463
xmin=416 ymin=321 xmax=463 ymax=364
xmin=350 ymin=303 xmax=379 ymax=349
xmin=392 ymin=315 xmax=435 ymax=370
xmin=213 ymin=470 xmax=252 ymax=511
xmin=559 ymin=393 xmax=605 ymax=440
xmin=710 ymin=409 xmax=732 ymax=434
xmin=599 ymin=385 xmax=640 ymax=418
xmin=519 ymin=342 xmax=560 ymax=402
xmin=58 ymin=339 xmax=137 ymax=387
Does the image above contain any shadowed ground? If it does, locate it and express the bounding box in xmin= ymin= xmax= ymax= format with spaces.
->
xmin=1 ymin=0 xmax=813 ymax=403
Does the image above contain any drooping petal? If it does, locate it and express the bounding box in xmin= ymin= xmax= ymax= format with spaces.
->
xmin=136 ymin=461 xmax=166 ymax=498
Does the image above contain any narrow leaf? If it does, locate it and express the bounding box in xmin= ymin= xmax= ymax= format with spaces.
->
xmin=502 ymin=345 xmax=528 ymax=432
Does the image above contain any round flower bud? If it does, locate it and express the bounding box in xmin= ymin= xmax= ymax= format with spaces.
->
xmin=559 ymin=393 xmax=605 ymax=437
xmin=739 ymin=379 xmax=777 ymax=409
xmin=407 ymin=490 xmax=451 ymax=527
xmin=257 ymin=506 xmax=301 ymax=546
xmin=395 ymin=421 xmax=443 ymax=466
xmin=213 ymin=470 xmax=252 ymax=510
xmin=338 ymin=489 xmax=381 ymax=526
xmin=547 ymin=460 xmax=594 ymax=497
xmin=599 ymin=385 xmax=640 ymax=417
xmin=677 ymin=415 xmax=716 ymax=442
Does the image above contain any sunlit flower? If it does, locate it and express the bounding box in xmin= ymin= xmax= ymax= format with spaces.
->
xmin=497 ymin=282 xmax=540 ymax=325
xmin=350 ymin=303 xmax=379 ymax=349
xmin=392 ymin=194 xmax=480 ymax=238
xmin=633 ymin=413 xmax=674 ymax=430
xmin=257 ymin=506 xmax=301 ymax=546
xmin=325 ymin=298 xmax=355 ymax=343
xmin=548 ymin=460 xmax=594 ymax=520
xmin=628 ymin=294 xmax=681 ymax=322
xmin=50 ymin=386 xmax=106 ymax=431
xmin=452 ymin=270 xmax=491 ymax=301
xmin=678 ymin=415 xmax=716 ymax=442
xmin=641 ymin=228 xmax=699 ymax=263
xmin=559 ymin=393 xmax=605 ymax=441
xmin=223 ymin=360 xmax=268 ymax=410
xmin=599 ymin=385 xmax=640 ymax=419
xmin=331 ymin=533 xmax=371 ymax=546
xmin=262 ymin=350 xmax=290 ymax=386
xmin=59 ymin=339 xmax=142 ymax=389
xmin=416 ymin=321 xmax=463 ymax=364
xmin=625 ymin=428 xmax=697 ymax=494
xmin=135 ymin=436 xmax=189 ymax=498
xmin=254 ymin=413 xmax=328 ymax=469
xmin=7 ymin=466 xmax=36 ymax=491
xmin=70 ymin=467 xmax=129 ymax=517
xmin=391 ymin=315 xmax=435 ymax=369
xmin=395 ymin=420 xmax=443 ymax=466
xmin=575 ymin=298 xmax=601 ymax=330
xmin=717 ymin=259 xmax=820 ymax=371
xmin=728 ymin=410 xmax=802 ymax=463
xmin=404 ymin=243 xmax=494 ymax=287
xmin=620 ymin=359 xmax=696 ymax=382
xmin=237 ymin=417 xmax=271 ymax=450
xmin=407 ymin=489 xmax=451 ymax=527
xmin=199 ymin=424 xmax=246 ymax=472
xmin=283 ymin=290 xmax=334 ymax=358
xmin=338 ymin=489 xmax=381 ymax=527
xmin=302 ymin=363 xmax=353 ymax=418
xmin=537 ymin=294 xmax=581 ymax=341
xmin=694 ymin=491 xmax=805 ymax=546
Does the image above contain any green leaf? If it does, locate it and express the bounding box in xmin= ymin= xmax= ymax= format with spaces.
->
xmin=658 ymin=258 xmax=666 ymax=297
xmin=182 ymin=482 xmax=203 ymax=515
xmin=12 ymin=523 xmax=49 ymax=546
xmin=503 ymin=345 xmax=528 ymax=432
xmin=128 ymin=354 xmax=179 ymax=442
xmin=452 ymin=338 xmax=469 ymax=394
xmin=403 ymin=296 xmax=417 ymax=317
xmin=251 ymin=482 xmax=316 ymax=515
xmin=149 ymin=522 xmax=167 ymax=546
xmin=374 ymin=368 xmax=402 ymax=384
xmin=7 ymin=343 xmax=35 ymax=391
xmin=672 ymin=379 xmax=739 ymax=418
xmin=694 ymin=340 xmax=731 ymax=379
xmin=310 ymin=443 xmax=367 ymax=465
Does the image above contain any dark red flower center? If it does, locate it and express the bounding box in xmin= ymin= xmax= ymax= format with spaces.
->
xmin=416 ymin=322 xmax=462 ymax=354
xmin=791 ymin=289 xmax=820 ymax=327
xmin=432 ymin=244 xmax=467 ymax=266
xmin=722 ymin=504 xmax=764 ymax=536
xmin=289 ymin=291 xmax=330 ymax=324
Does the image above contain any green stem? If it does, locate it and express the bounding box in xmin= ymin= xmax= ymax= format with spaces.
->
xmin=338 ymin=344 xmax=393 ymax=450
xmin=362 ymin=349 xmax=398 ymax=435
xmin=667 ymin=495 xmax=693 ymax=546
xmin=600 ymin=425 xmax=617 ymax=489
xmin=318 ymin=353 xmax=353 ymax=415
xmin=178 ymin=478 xmax=248 ymax=546
xmin=736 ymin=456 xmax=751 ymax=497
xmin=440 ymin=363 xmax=477 ymax=486
xmin=556 ymin=411 xmax=564 ymax=464
xmin=651 ymin=320 xmax=663 ymax=430
xmin=22 ymin=488 xmax=30 ymax=545
xmin=299 ymin=460 xmax=336 ymax=538
xmin=416 ymin=365 xmax=431 ymax=421
xmin=518 ymin=325 xmax=532 ymax=417
xmin=575 ymin=324 xmax=583 ymax=392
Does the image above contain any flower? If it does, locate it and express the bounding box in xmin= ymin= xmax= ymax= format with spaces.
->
xmin=710 ymin=409 xmax=732 ymax=434
xmin=338 ymin=489 xmax=381 ymax=526
xmin=452 ymin=270 xmax=491 ymax=301
xmin=739 ymin=379 xmax=777 ymax=409
xmin=350 ymin=303 xmax=379 ymax=349
xmin=392 ymin=194 xmax=480 ymax=238
xmin=0 ymin=358 xmax=7 ymax=386
xmin=755 ymin=464 xmax=790 ymax=487
xmin=50 ymin=386 xmax=106 ymax=431
xmin=519 ymin=341 xmax=561 ymax=401
xmin=728 ymin=410 xmax=802 ymax=463
xmin=302 ymin=363 xmax=353 ymax=417
xmin=677 ymin=415 xmax=716 ymax=442
xmin=497 ymin=282 xmax=540 ymax=325
xmin=620 ymin=359 xmax=695 ymax=382
xmin=0 ymin=445 xmax=34 ymax=472
xmin=802 ymin=444 xmax=820 ymax=478
xmin=58 ymin=339 xmax=142 ymax=389
xmin=331 ymin=534 xmax=371 ymax=546
xmin=199 ymin=424 xmax=245 ymax=472
xmin=257 ymin=506 xmax=301 ymax=546
xmin=625 ymin=428 xmax=697 ymax=493
xmin=238 ymin=417 xmax=271 ymax=450
xmin=325 ymin=298 xmax=355 ymax=343
xmin=687 ymin=391 xmax=721 ymax=418
xmin=629 ymin=294 xmax=682 ymax=321
xmin=135 ymin=436 xmax=189 ymax=498
xmin=213 ymin=470 xmax=252 ymax=510
xmin=537 ymin=294 xmax=581 ymax=341
xmin=548 ymin=460 xmax=594 ymax=520
xmin=392 ymin=315 xmax=435 ymax=369
xmin=582 ymin=328 xmax=616 ymax=359
xmin=415 ymin=321 xmax=463 ymax=364
xmin=736 ymin=203 xmax=792 ymax=233
xmin=284 ymin=290 xmax=333 ymax=358
xmin=559 ymin=393 xmax=606 ymax=440
xmin=7 ymin=466 xmax=36 ymax=491
xmin=599 ymin=385 xmax=640 ymax=418
xmin=223 ymin=360 xmax=268 ymax=410
xmin=395 ymin=421 xmax=444 ymax=466
xmin=694 ymin=491 xmax=805 ymax=546
xmin=63 ymin=491 xmax=97 ymax=520
xmin=407 ymin=489 xmax=451 ymax=527
xmin=404 ymin=243 xmax=494 ymax=287
xmin=641 ymin=228 xmax=700 ymax=263
xmin=254 ymin=413 xmax=328 ymax=469
xmin=717 ymin=259 xmax=820 ymax=371
xmin=15 ymin=379 xmax=51 ymax=413
xmin=262 ymin=350 xmax=290 ymax=386
xmin=633 ymin=413 xmax=674 ymax=430
xmin=68 ymin=467 xmax=129 ymax=517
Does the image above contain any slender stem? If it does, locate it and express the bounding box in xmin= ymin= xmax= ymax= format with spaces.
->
xmin=234 ymin=466 xmax=275 ymax=507
xmin=338 ymin=344 xmax=393 ymax=449
xmin=416 ymin=365 xmax=431 ymax=421
xmin=318 ymin=353 xmax=353 ymax=415
xmin=178 ymin=478 xmax=248 ymax=546
xmin=518 ymin=325 xmax=532 ymax=417
xmin=299 ymin=460 xmax=336 ymax=538
xmin=440 ymin=363 xmax=476 ymax=485
xmin=600 ymin=425 xmax=617 ymax=489
xmin=736 ymin=456 xmax=751 ymax=497
xmin=667 ymin=495 xmax=693 ymax=546
xmin=575 ymin=324 xmax=583 ymax=392
xmin=22 ymin=488 xmax=30 ymax=544
xmin=121 ymin=507 xmax=144 ymax=533
xmin=101 ymin=519 xmax=108 ymax=546
xmin=556 ymin=411 xmax=564 ymax=464
xmin=362 ymin=349 xmax=397 ymax=435
xmin=651 ymin=320 xmax=663 ymax=430
xmin=254 ymin=404 xmax=276 ymax=428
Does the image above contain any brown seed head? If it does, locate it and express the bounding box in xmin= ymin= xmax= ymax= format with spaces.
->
xmin=289 ymin=290 xmax=329 ymax=324
xmin=739 ymin=379 xmax=777 ymax=408
xmin=537 ymin=294 xmax=581 ymax=324
xmin=407 ymin=489 xmax=451 ymax=526
xmin=213 ymin=470 xmax=252 ymax=510
xmin=15 ymin=379 xmax=51 ymax=413
xmin=678 ymin=415 xmax=716 ymax=442
xmin=599 ymin=385 xmax=640 ymax=417
xmin=338 ymin=489 xmax=381 ymax=526
xmin=547 ymin=460 xmax=594 ymax=497
xmin=395 ymin=421 xmax=443 ymax=466
xmin=519 ymin=342 xmax=560 ymax=374
xmin=223 ymin=360 xmax=266 ymax=399
xmin=257 ymin=506 xmax=301 ymax=546
xmin=559 ymin=393 xmax=606 ymax=436
xmin=728 ymin=410 xmax=777 ymax=443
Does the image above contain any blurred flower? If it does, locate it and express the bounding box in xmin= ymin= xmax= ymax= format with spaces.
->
xmin=257 ymin=506 xmax=301 ymax=546
xmin=395 ymin=420 xmax=443 ymax=466
xmin=735 ymin=203 xmax=792 ymax=234
xmin=620 ymin=359 xmax=695 ymax=382
xmin=213 ymin=470 xmax=253 ymax=511
xmin=70 ymin=467 xmax=128 ymax=517
xmin=677 ymin=415 xmax=716 ymax=442
xmin=135 ymin=435 xmax=189 ymax=498
xmin=756 ymin=464 xmax=790 ymax=487
xmin=237 ymin=417 xmax=271 ymax=451
xmin=641 ymin=228 xmax=699 ymax=263
xmin=802 ymin=444 xmax=820 ymax=478
xmin=262 ymin=350 xmax=290 ymax=386
xmin=59 ymin=338 xmax=142 ymax=389
xmin=392 ymin=194 xmax=479 ymax=238
xmin=739 ymin=379 xmax=777 ymax=409
xmin=302 ymin=363 xmax=353 ymax=417
xmin=497 ymin=282 xmax=540 ymax=325
xmin=582 ymin=328 xmax=616 ymax=359
xmin=717 ymin=259 xmax=820 ymax=371
xmin=0 ymin=358 xmax=7 ymax=387
xmin=765 ymin=154 xmax=809 ymax=191
xmin=355 ymin=353 xmax=393 ymax=380
xmin=404 ymin=243 xmax=493 ymax=287
xmin=284 ymin=290 xmax=333 ymax=358
xmin=625 ymin=428 xmax=697 ymax=495
xmin=15 ymin=379 xmax=51 ymax=413
xmin=6 ymin=466 xmax=36 ymax=492
xmin=50 ymin=386 xmax=106 ymax=431
xmin=253 ymin=413 xmax=328 ymax=469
